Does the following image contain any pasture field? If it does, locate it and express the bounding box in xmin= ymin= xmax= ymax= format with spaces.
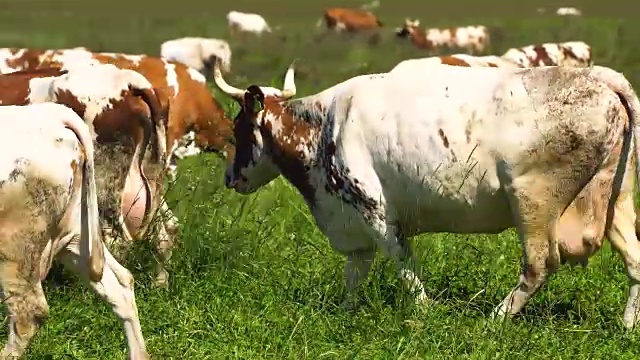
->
xmin=4 ymin=0 xmax=640 ymax=358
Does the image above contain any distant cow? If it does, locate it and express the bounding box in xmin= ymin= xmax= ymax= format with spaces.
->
xmin=395 ymin=18 xmax=490 ymax=54
xmin=213 ymin=58 xmax=640 ymax=329
xmin=0 ymin=102 xmax=147 ymax=359
xmin=391 ymin=54 xmax=519 ymax=71
xmin=557 ymin=7 xmax=582 ymax=16
xmin=501 ymin=41 xmax=592 ymax=67
xmin=319 ymin=7 xmax=383 ymax=33
xmin=0 ymin=64 xmax=171 ymax=288
xmin=160 ymin=37 xmax=232 ymax=75
xmin=227 ymin=11 xmax=272 ymax=36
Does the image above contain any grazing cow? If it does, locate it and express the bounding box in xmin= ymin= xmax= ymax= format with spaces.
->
xmin=0 ymin=46 xmax=89 ymax=74
xmin=557 ymin=7 xmax=582 ymax=16
xmin=501 ymin=41 xmax=592 ymax=67
xmin=33 ymin=49 xmax=234 ymax=287
xmin=213 ymin=58 xmax=640 ymax=329
xmin=391 ymin=54 xmax=519 ymax=71
xmin=0 ymin=64 xmax=172 ymax=288
xmin=0 ymin=102 xmax=147 ymax=359
xmin=33 ymin=49 xmax=234 ymax=178
xmin=227 ymin=11 xmax=272 ymax=36
xmin=395 ymin=18 xmax=490 ymax=54
xmin=319 ymin=7 xmax=384 ymax=33
xmin=160 ymin=36 xmax=232 ymax=75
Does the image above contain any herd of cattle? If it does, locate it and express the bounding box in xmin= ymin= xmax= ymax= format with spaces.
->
xmin=0 ymin=5 xmax=637 ymax=360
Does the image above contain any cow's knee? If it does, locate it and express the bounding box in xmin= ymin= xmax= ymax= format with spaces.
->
xmin=1 ymin=280 xmax=48 ymax=358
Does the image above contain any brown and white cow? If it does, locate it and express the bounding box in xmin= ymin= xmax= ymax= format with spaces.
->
xmin=318 ymin=7 xmax=384 ymax=33
xmin=0 ymin=102 xmax=147 ymax=359
xmin=500 ymin=41 xmax=592 ymax=67
xmin=32 ymin=49 xmax=235 ymax=177
xmin=0 ymin=64 xmax=173 ymax=287
xmin=395 ymin=18 xmax=490 ymax=54
xmin=391 ymin=54 xmax=519 ymax=71
xmin=0 ymin=46 xmax=89 ymax=74
xmin=213 ymin=58 xmax=640 ymax=329
xmin=0 ymin=47 xmax=235 ymax=174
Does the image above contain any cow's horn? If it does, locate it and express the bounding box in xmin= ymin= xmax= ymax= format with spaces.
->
xmin=280 ymin=59 xmax=297 ymax=100
xmin=213 ymin=58 xmax=245 ymax=100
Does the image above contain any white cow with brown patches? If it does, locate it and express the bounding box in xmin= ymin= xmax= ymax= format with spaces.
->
xmin=501 ymin=41 xmax=592 ymax=67
xmin=214 ymin=58 xmax=640 ymax=329
xmin=391 ymin=54 xmax=519 ymax=71
xmin=160 ymin=37 xmax=232 ymax=75
xmin=3 ymin=47 xmax=235 ymax=287
xmin=0 ymin=102 xmax=147 ymax=359
xmin=0 ymin=64 xmax=172 ymax=288
xmin=395 ymin=18 xmax=490 ymax=54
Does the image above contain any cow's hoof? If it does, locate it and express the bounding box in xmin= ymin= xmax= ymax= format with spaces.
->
xmin=129 ymin=351 xmax=151 ymax=360
xmin=153 ymin=271 xmax=169 ymax=289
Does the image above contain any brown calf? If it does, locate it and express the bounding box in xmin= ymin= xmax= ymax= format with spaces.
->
xmin=321 ymin=7 xmax=383 ymax=33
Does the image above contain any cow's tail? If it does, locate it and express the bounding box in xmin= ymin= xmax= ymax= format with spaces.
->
xmin=589 ymin=66 xmax=640 ymax=194
xmin=62 ymin=111 xmax=105 ymax=283
xmin=122 ymin=75 xmax=162 ymax=231
xmin=131 ymin=86 xmax=168 ymax=167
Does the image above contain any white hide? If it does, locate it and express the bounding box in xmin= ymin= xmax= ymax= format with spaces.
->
xmin=227 ymin=11 xmax=272 ymax=35
xmin=0 ymin=103 xmax=147 ymax=359
xmin=160 ymin=37 xmax=232 ymax=73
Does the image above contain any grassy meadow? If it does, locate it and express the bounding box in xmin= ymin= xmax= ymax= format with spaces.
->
xmin=4 ymin=0 xmax=640 ymax=358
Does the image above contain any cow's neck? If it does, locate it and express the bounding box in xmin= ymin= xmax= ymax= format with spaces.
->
xmin=261 ymin=99 xmax=323 ymax=206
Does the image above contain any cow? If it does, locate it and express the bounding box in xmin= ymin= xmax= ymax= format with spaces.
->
xmin=227 ymin=11 xmax=272 ymax=36
xmin=318 ymin=7 xmax=384 ymax=33
xmin=557 ymin=7 xmax=582 ymax=16
xmin=31 ymin=49 xmax=235 ymax=180
xmin=391 ymin=54 xmax=519 ymax=71
xmin=213 ymin=58 xmax=640 ymax=329
xmin=501 ymin=41 xmax=592 ymax=68
xmin=160 ymin=37 xmax=232 ymax=75
xmin=0 ymin=102 xmax=148 ymax=359
xmin=395 ymin=18 xmax=490 ymax=54
xmin=0 ymin=64 xmax=173 ymax=288
xmin=31 ymin=49 xmax=235 ymax=287
xmin=0 ymin=46 xmax=89 ymax=74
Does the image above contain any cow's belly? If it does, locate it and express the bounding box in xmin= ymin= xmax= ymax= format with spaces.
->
xmin=382 ymin=159 xmax=515 ymax=236
xmin=394 ymin=185 xmax=514 ymax=236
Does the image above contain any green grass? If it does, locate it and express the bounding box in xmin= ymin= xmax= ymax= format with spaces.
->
xmin=3 ymin=0 xmax=640 ymax=358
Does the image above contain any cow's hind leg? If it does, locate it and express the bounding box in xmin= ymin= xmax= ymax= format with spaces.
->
xmin=59 ymin=245 xmax=148 ymax=359
xmin=492 ymin=170 xmax=591 ymax=320
xmin=606 ymin=190 xmax=640 ymax=329
xmin=153 ymin=222 xmax=173 ymax=288
xmin=0 ymin=262 xmax=48 ymax=359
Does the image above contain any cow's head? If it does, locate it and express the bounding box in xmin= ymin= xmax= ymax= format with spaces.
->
xmin=395 ymin=18 xmax=420 ymax=38
xmin=213 ymin=58 xmax=297 ymax=194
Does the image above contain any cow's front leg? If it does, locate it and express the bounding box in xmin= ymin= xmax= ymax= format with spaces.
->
xmin=378 ymin=222 xmax=428 ymax=303
xmin=342 ymin=249 xmax=375 ymax=310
